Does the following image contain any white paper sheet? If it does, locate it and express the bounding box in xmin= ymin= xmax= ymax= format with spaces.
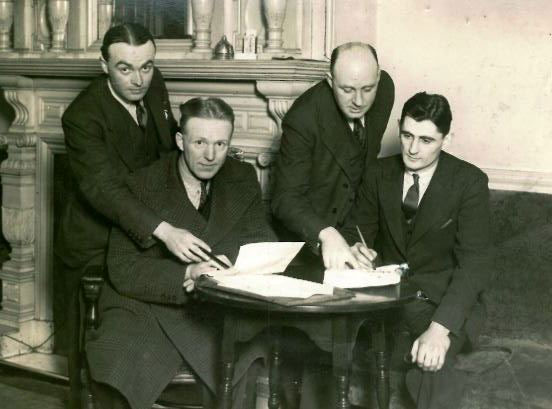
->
xmin=233 ymin=241 xmax=304 ymax=275
xmin=215 ymin=274 xmax=334 ymax=299
xmin=323 ymin=265 xmax=401 ymax=288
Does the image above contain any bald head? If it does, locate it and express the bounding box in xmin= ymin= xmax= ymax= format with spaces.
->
xmin=330 ymin=42 xmax=378 ymax=75
xmin=328 ymin=42 xmax=381 ymax=120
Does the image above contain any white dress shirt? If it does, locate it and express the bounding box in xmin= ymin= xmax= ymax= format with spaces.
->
xmin=177 ymin=157 xmax=210 ymax=210
xmin=402 ymin=160 xmax=439 ymax=205
xmin=107 ymin=79 xmax=143 ymax=127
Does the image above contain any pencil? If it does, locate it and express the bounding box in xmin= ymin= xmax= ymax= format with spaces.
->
xmin=356 ymin=225 xmax=367 ymax=247
xmin=204 ymin=250 xmax=232 ymax=269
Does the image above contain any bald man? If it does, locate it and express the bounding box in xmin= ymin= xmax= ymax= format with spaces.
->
xmin=271 ymin=42 xmax=395 ymax=270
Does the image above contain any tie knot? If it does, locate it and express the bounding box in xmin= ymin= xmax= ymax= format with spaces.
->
xmin=412 ymin=173 xmax=419 ymax=184
xmin=353 ymin=118 xmax=363 ymax=131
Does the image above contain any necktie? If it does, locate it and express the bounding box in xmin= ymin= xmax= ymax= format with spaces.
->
xmin=402 ymin=173 xmax=420 ymax=223
xmin=353 ymin=118 xmax=366 ymax=148
xmin=134 ymin=101 xmax=147 ymax=129
xmin=198 ymin=181 xmax=208 ymax=210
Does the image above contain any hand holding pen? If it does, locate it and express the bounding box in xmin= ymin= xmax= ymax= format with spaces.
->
xmin=351 ymin=225 xmax=377 ymax=269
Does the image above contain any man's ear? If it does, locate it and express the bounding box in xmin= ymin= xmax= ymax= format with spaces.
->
xmin=100 ymin=57 xmax=109 ymax=75
xmin=175 ymin=132 xmax=184 ymax=151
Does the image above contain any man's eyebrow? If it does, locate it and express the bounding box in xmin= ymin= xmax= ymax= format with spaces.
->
xmin=114 ymin=59 xmax=154 ymax=68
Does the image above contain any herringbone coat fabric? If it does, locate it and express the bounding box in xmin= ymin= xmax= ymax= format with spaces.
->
xmin=86 ymin=152 xmax=277 ymax=409
xmin=56 ymin=67 xmax=178 ymax=271
xmin=343 ymin=152 xmax=492 ymax=342
xmin=271 ymin=73 xmax=394 ymax=251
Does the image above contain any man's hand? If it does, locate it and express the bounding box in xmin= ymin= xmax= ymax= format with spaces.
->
xmin=183 ymin=255 xmax=234 ymax=292
xmin=410 ymin=321 xmax=451 ymax=372
xmin=350 ymin=242 xmax=377 ymax=269
xmin=154 ymin=222 xmax=211 ymax=263
xmin=318 ymin=227 xmax=360 ymax=269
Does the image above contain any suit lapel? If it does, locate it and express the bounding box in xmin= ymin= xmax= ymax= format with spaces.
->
xmin=408 ymin=153 xmax=454 ymax=247
xmin=380 ymin=158 xmax=407 ymax=258
xmin=318 ymin=83 xmax=357 ymax=182
xmin=202 ymin=166 xmax=253 ymax=247
xmin=157 ymin=157 xmax=208 ymax=236
xmin=144 ymin=85 xmax=171 ymax=150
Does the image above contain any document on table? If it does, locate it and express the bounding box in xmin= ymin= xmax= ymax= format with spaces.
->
xmin=323 ymin=265 xmax=402 ymax=288
xmin=233 ymin=241 xmax=304 ymax=275
xmin=215 ymin=274 xmax=334 ymax=299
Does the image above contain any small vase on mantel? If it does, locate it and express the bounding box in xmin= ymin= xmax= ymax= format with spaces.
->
xmin=191 ymin=0 xmax=215 ymax=55
xmin=48 ymin=0 xmax=70 ymax=52
xmin=263 ymin=0 xmax=287 ymax=54
xmin=0 ymin=0 xmax=14 ymax=51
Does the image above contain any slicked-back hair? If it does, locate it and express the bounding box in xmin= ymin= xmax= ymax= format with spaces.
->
xmin=330 ymin=42 xmax=379 ymax=75
xmin=101 ymin=23 xmax=156 ymax=61
xmin=400 ymin=92 xmax=453 ymax=136
xmin=179 ymin=97 xmax=235 ymax=133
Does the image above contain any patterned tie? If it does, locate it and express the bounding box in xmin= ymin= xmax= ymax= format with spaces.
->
xmin=134 ymin=101 xmax=147 ymax=129
xmin=402 ymin=173 xmax=420 ymax=223
xmin=353 ymin=118 xmax=366 ymax=148
xmin=198 ymin=181 xmax=208 ymax=210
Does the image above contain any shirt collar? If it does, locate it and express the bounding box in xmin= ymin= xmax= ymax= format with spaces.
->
xmin=107 ymin=78 xmax=143 ymax=110
xmin=177 ymin=155 xmax=210 ymax=192
xmin=404 ymin=158 xmax=439 ymax=182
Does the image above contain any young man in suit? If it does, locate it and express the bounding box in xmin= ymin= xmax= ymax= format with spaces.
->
xmin=57 ymin=23 xmax=216 ymax=407
xmin=271 ymin=42 xmax=395 ymax=270
xmin=344 ymin=92 xmax=492 ymax=409
xmin=86 ymin=97 xmax=277 ymax=409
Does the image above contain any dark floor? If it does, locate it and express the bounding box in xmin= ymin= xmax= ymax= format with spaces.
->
xmin=1 ymin=335 xmax=551 ymax=409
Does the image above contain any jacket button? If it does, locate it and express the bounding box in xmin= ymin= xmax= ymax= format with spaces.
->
xmin=332 ymin=207 xmax=337 ymax=214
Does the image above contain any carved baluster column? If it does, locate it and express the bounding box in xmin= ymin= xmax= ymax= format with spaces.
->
xmin=0 ymin=0 xmax=13 ymax=51
xmin=263 ymin=0 xmax=287 ymax=53
xmin=0 ymin=76 xmax=37 ymax=331
xmin=98 ymin=0 xmax=114 ymax=41
xmin=48 ymin=0 xmax=69 ymax=51
xmin=191 ymin=0 xmax=215 ymax=55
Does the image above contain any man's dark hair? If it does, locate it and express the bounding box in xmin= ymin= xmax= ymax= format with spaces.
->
xmin=400 ymin=92 xmax=453 ymax=135
xmin=179 ymin=97 xmax=235 ymax=132
xmin=330 ymin=42 xmax=378 ymax=75
xmin=101 ymin=23 xmax=156 ymax=61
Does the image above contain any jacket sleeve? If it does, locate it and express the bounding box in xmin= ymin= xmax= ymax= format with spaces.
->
xmin=62 ymin=81 xmax=169 ymax=248
xmin=271 ymin=113 xmax=329 ymax=249
xmin=341 ymin=163 xmax=381 ymax=247
xmin=431 ymin=171 xmax=492 ymax=335
xmin=107 ymin=226 xmax=189 ymax=305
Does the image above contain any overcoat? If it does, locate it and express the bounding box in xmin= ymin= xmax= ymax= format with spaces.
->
xmin=86 ymin=152 xmax=277 ymax=409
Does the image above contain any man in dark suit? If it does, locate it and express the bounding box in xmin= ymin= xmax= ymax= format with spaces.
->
xmin=344 ymin=92 xmax=492 ymax=409
xmin=86 ymin=97 xmax=277 ymax=409
xmin=57 ymin=23 xmax=216 ymax=407
xmin=271 ymin=42 xmax=394 ymax=269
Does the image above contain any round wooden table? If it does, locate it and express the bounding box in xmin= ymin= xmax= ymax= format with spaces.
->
xmin=196 ymin=271 xmax=419 ymax=409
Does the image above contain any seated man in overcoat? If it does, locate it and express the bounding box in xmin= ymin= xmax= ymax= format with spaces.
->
xmin=86 ymin=97 xmax=277 ymax=409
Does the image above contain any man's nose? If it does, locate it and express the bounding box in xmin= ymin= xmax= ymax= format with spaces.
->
xmin=353 ymin=91 xmax=363 ymax=106
xmin=409 ymin=138 xmax=419 ymax=154
xmin=204 ymin=145 xmax=216 ymax=161
xmin=131 ymin=71 xmax=143 ymax=86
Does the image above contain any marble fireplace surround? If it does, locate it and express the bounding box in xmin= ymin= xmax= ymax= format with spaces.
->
xmin=0 ymin=58 xmax=328 ymax=359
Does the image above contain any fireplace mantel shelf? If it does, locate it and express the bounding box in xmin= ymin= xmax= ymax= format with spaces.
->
xmin=0 ymin=57 xmax=329 ymax=81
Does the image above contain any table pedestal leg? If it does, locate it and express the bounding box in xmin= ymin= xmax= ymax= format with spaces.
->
xmin=332 ymin=317 xmax=351 ymax=409
xmin=219 ymin=315 xmax=237 ymax=409
xmin=268 ymin=328 xmax=282 ymax=409
xmin=372 ymin=319 xmax=389 ymax=409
